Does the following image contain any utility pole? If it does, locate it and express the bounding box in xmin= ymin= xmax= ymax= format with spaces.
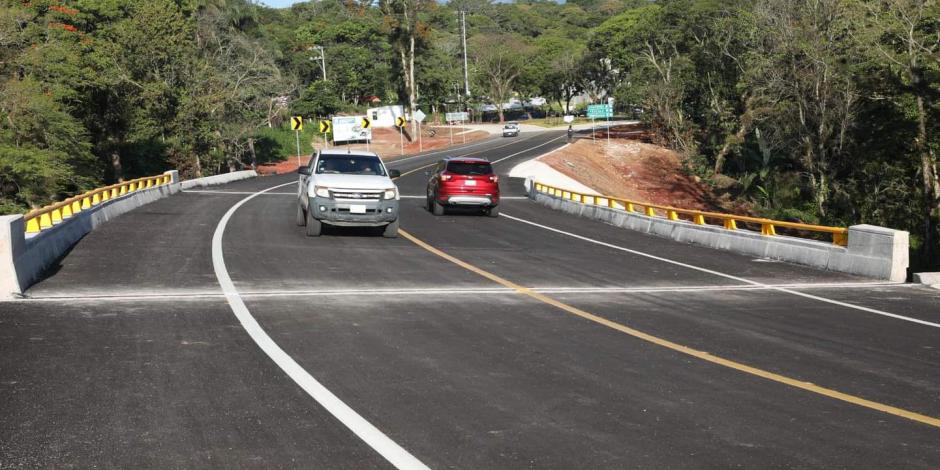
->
xmin=460 ymin=11 xmax=470 ymax=98
xmin=311 ymin=45 xmax=326 ymax=81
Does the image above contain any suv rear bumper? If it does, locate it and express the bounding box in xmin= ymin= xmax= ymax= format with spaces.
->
xmin=441 ymin=194 xmax=498 ymax=206
xmin=309 ymin=196 xmax=398 ymax=227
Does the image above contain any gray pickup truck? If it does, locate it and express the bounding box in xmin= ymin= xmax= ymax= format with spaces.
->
xmin=297 ymin=150 xmax=401 ymax=238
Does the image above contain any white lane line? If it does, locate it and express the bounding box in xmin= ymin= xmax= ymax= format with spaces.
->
xmin=211 ymin=181 xmax=430 ymax=470
xmin=386 ymin=132 xmax=545 ymax=166
xmin=15 ymin=282 xmax=916 ymax=303
xmin=184 ymin=190 xmax=294 ymax=195
xmin=398 ymin=195 xmax=528 ymax=200
xmin=500 ymin=212 xmax=940 ymax=329
xmin=490 ymin=135 xmax=567 ymax=165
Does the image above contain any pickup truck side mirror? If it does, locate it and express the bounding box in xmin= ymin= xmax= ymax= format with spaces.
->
xmin=388 ymin=169 xmax=402 ymax=178
xmin=298 ymin=166 xmax=311 ymax=176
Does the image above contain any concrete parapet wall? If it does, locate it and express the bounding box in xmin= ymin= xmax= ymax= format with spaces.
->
xmin=531 ymin=188 xmax=909 ymax=281
xmin=180 ymin=170 xmax=257 ymax=189
xmin=1 ymin=169 xmax=258 ymax=298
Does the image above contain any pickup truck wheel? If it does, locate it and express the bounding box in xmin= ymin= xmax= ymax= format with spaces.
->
xmin=296 ymin=204 xmax=306 ymax=226
xmin=486 ymin=205 xmax=500 ymax=218
xmin=432 ymin=199 xmax=445 ymax=216
xmin=382 ymin=219 xmax=399 ymax=238
xmin=305 ymin=210 xmax=322 ymax=237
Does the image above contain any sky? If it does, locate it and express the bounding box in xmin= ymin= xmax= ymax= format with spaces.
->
xmin=258 ymin=0 xmax=302 ymax=7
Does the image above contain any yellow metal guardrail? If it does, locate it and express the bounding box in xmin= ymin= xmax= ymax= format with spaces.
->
xmin=534 ymin=182 xmax=848 ymax=246
xmin=24 ymin=173 xmax=172 ymax=234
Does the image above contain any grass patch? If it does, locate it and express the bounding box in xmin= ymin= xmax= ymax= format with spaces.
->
xmin=253 ymin=126 xmax=325 ymax=164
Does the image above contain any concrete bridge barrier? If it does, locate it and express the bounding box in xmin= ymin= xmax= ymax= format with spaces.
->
xmin=1 ymin=170 xmax=257 ymax=298
xmin=527 ymin=179 xmax=909 ymax=281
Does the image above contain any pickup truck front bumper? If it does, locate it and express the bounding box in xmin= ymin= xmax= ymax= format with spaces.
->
xmin=309 ymin=196 xmax=398 ymax=227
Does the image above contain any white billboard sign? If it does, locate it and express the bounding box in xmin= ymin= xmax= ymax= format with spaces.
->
xmin=331 ymin=116 xmax=372 ymax=142
xmin=445 ymin=112 xmax=469 ymax=122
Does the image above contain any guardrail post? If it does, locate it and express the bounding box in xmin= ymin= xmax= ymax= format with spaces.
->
xmin=91 ymin=193 xmax=101 ymax=205
xmin=645 ymin=207 xmax=656 ymax=217
xmin=50 ymin=208 xmax=62 ymax=225
xmin=724 ymin=219 xmax=737 ymax=230
xmin=693 ymin=214 xmax=706 ymax=225
xmin=761 ymin=223 xmax=777 ymax=236
xmin=667 ymin=210 xmax=679 ymax=221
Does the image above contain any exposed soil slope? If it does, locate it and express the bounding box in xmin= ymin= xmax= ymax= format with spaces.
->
xmin=540 ymin=135 xmax=741 ymax=213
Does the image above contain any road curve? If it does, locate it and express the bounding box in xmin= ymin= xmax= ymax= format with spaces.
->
xmin=2 ymin=131 xmax=939 ymax=468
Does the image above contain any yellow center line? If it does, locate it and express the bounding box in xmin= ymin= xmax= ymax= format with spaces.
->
xmin=399 ymin=229 xmax=940 ymax=429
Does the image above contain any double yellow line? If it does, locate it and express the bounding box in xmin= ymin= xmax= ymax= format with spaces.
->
xmin=400 ymin=229 xmax=940 ymax=429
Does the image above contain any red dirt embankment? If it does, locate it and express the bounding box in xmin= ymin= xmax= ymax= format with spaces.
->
xmin=257 ymin=126 xmax=488 ymax=175
xmin=541 ymin=131 xmax=741 ymax=213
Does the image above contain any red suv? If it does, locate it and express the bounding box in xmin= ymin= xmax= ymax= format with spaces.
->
xmin=426 ymin=157 xmax=500 ymax=217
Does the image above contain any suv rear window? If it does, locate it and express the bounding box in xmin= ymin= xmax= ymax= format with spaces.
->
xmin=446 ymin=161 xmax=493 ymax=175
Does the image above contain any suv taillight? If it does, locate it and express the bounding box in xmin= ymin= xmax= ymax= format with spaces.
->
xmin=488 ymin=175 xmax=498 ymax=183
xmin=441 ymin=173 xmax=452 ymax=181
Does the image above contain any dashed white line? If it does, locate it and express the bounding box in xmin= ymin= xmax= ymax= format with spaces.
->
xmin=211 ymin=181 xmax=430 ymax=470
xmin=500 ymin=212 xmax=940 ymax=329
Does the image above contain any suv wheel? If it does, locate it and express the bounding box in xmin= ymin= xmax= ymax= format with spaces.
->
xmin=383 ymin=219 xmax=399 ymax=238
xmin=432 ymin=198 xmax=445 ymax=216
xmin=296 ymin=204 xmax=307 ymax=226
xmin=305 ymin=210 xmax=322 ymax=237
xmin=486 ymin=205 xmax=500 ymax=218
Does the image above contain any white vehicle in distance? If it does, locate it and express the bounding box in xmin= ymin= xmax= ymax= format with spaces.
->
xmin=502 ymin=121 xmax=520 ymax=137
xmin=297 ymin=150 xmax=401 ymax=238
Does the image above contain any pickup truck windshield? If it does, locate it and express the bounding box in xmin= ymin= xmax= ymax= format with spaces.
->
xmin=316 ymin=155 xmax=387 ymax=176
xmin=447 ymin=161 xmax=493 ymax=175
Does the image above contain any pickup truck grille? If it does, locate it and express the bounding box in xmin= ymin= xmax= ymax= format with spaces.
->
xmin=331 ymin=191 xmax=382 ymax=200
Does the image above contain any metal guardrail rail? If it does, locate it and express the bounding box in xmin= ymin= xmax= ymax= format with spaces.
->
xmin=24 ymin=173 xmax=172 ymax=234
xmin=534 ymin=182 xmax=848 ymax=246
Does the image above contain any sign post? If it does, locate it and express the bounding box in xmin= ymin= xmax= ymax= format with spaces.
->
xmin=586 ymin=104 xmax=613 ymax=146
xmin=445 ymin=111 xmax=469 ymax=145
xmin=414 ymin=109 xmax=427 ymax=153
xmin=319 ymin=119 xmax=332 ymax=151
xmin=395 ymin=116 xmax=406 ymax=155
xmin=291 ymin=116 xmax=304 ymax=168
xmin=361 ymin=117 xmax=372 ymax=152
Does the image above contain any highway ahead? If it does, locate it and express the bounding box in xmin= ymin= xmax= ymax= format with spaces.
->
xmin=2 ymin=131 xmax=939 ymax=468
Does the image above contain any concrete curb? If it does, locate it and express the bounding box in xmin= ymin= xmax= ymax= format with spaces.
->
xmin=1 ymin=169 xmax=259 ymax=298
xmin=527 ymin=182 xmax=909 ymax=281
xmin=181 ymin=170 xmax=257 ymax=189
xmin=913 ymin=272 xmax=940 ymax=290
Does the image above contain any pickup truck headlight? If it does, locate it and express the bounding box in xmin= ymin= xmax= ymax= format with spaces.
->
xmin=314 ymin=186 xmax=331 ymax=198
xmin=383 ymin=188 xmax=398 ymax=200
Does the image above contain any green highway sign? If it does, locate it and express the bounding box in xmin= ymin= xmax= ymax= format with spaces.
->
xmin=586 ymin=104 xmax=613 ymax=119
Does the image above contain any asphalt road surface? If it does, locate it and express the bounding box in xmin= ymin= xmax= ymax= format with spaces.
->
xmin=2 ymin=131 xmax=939 ymax=469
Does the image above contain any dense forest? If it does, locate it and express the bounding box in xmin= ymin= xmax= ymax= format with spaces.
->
xmin=1 ymin=0 xmax=938 ymax=270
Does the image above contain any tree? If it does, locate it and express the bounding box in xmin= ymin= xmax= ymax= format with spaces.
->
xmin=471 ymin=34 xmax=529 ymax=123
xmin=293 ymin=80 xmax=342 ymax=118
xmin=857 ymin=0 xmax=940 ymax=259
xmin=380 ymin=0 xmax=435 ymax=134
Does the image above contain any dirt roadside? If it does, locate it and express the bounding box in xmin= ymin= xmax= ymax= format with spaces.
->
xmin=257 ymin=126 xmax=489 ymax=175
xmin=540 ymin=129 xmax=744 ymax=213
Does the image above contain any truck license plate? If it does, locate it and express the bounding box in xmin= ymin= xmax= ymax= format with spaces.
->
xmin=350 ymin=205 xmax=366 ymax=214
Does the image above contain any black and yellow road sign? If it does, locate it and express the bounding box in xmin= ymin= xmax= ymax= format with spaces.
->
xmin=319 ymin=120 xmax=332 ymax=133
xmin=395 ymin=116 xmax=406 ymax=128
xmin=291 ymin=116 xmax=303 ymax=131
xmin=361 ymin=117 xmax=371 ymax=129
